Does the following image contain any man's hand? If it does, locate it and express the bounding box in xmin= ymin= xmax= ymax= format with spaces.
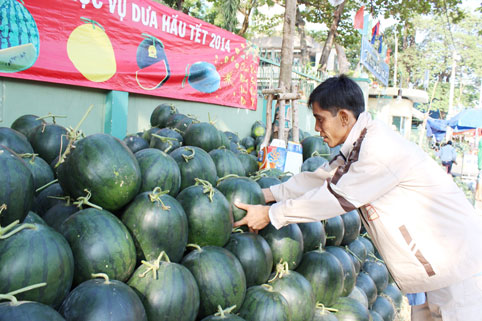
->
xmin=233 ymin=202 xmax=271 ymax=231
xmin=262 ymin=188 xmax=275 ymax=203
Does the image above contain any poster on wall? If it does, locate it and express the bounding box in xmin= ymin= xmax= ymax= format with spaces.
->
xmin=0 ymin=0 xmax=259 ymax=110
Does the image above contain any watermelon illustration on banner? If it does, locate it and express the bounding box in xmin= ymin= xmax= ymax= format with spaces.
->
xmin=183 ymin=62 xmax=220 ymax=93
xmin=0 ymin=0 xmax=40 ymax=73
xmin=136 ymin=33 xmax=170 ymax=90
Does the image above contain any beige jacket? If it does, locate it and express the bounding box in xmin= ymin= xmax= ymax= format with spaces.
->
xmin=269 ymin=112 xmax=482 ymax=293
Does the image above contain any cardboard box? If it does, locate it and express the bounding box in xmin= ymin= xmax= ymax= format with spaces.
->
xmin=284 ymin=141 xmax=303 ymax=175
xmin=258 ymin=139 xmax=287 ymax=171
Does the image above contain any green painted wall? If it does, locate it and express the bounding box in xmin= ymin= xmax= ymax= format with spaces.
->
xmin=0 ymin=77 xmax=369 ymax=140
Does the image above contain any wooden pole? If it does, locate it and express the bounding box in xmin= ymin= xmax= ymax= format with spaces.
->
xmin=278 ymin=99 xmax=286 ymax=142
xmin=292 ymin=99 xmax=299 ymax=143
xmin=262 ymin=94 xmax=274 ymax=148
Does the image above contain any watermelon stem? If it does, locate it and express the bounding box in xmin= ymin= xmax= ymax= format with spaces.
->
xmin=345 ymin=246 xmax=363 ymax=264
xmin=151 ymin=134 xmax=177 ymax=153
xmin=73 ymin=189 xmax=103 ymax=210
xmin=326 ymin=236 xmax=336 ymax=240
xmin=47 ymin=195 xmax=72 ymax=206
xmin=35 ymin=178 xmax=59 ymax=193
xmin=148 ymin=187 xmax=171 ymax=210
xmin=0 ymin=282 xmax=47 ymax=305
xmin=216 ymin=174 xmax=240 ymax=185
xmin=261 ymin=284 xmax=274 ymax=291
xmin=182 ymin=64 xmax=190 ymax=89
xmin=80 ymin=17 xmax=105 ymax=31
xmin=315 ymin=302 xmax=338 ymax=313
xmin=186 ymin=243 xmax=202 ymax=251
xmin=0 ymin=204 xmax=6 ymax=215
xmin=36 ymin=113 xmax=67 ymax=124
xmin=141 ymin=33 xmax=165 ymax=48
xmin=232 ymin=228 xmax=245 ymax=233
xmin=368 ymin=252 xmax=385 ymax=264
xmin=55 ymin=105 xmax=94 ymax=168
xmin=18 ymin=153 xmax=39 ymax=163
xmin=194 ymin=178 xmax=214 ymax=202
xmin=92 ymin=273 xmax=111 ymax=284
xmin=214 ymin=305 xmax=237 ymax=317
xmin=208 ymin=112 xmax=217 ymax=126
xmin=181 ymin=147 xmax=196 ymax=163
xmin=139 ymin=251 xmax=171 ymax=280
xmin=268 ymin=260 xmax=290 ymax=282
xmin=0 ymin=222 xmax=36 ymax=239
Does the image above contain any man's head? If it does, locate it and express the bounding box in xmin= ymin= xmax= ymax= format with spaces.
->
xmin=307 ymin=75 xmax=365 ymax=147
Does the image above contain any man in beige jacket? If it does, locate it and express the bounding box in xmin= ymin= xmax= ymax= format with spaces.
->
xmin=234 ymin=75 xmax=482 ymax=320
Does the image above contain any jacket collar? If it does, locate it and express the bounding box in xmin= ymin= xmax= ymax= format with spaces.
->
xmin=339 ymin=111 xmax=371 ymax=159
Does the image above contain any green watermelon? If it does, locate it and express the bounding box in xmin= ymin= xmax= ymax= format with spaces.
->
xmin=217 ymin=176 xmax=265 ymax=222
xmin=301 ymin=136 xmax=330 ymax=161
xmin=209 ymin=148 xmax=245 ymax=177
xmin=381 ymin=283 xmax=403 ymax=310
xmin=10 ymin=114 xmax=46 ymax=138
xmin=0 ymin=222 xmax=74 ymax=308
xmin=150 ymin=128 xmax=183 ymax=153
xmin=200 ymin=306 xmax=246 ymax=320
xmin=301 ymin=155 xmax=329 ymax=172
xmin=23 ymin=211 xmax=45 ymax=225
xmin=33 ymin=182 xmax=65 ymax=216
xmin=238 ymin=284 xmax=291 ymax=321
xmin=347 ymin=237 xmax=368 ymax=273
xmin=123 ymin=134 xmax=149 ymax=154
xmin=0 ymin=127 xmax=34 ymax=154
xmin=236 ymin=152 xmax=259 ymax=176
xmin=28 ymin=124 xmax=69 ymax=164
xmin=183 ymin=122 xmax=221 ymax=152
xmin=347 ymin=286 xmax=369 ymax=308
xmin=312 ymin=303 xmax=338 ymax=321
xmin=341 ymin=210 xmax=361 ymax=245
xmin=170 ymin=146 xmax=217 ymax=191
xmin=181 ymin=246 xmax=246 ymax=318
xmin=134 ymin=148 xmax=181 ymax=197
xmin=363 ymin=260 xmax=389 ymax=294
xmin=0 ymin=145 xmax=34 ymax=225
xmin=59 ymin=274 xmax=147 ymax=321
xmin=20 ymin=153 xmax=54 ymax=194
xmin=324 ymin=216 xmax=345 ymax=246
xmin=150 ymin=103 xmax=177 ymax=128
xmin=298 ymin=221 xmax=326 ymax=253
xmin=356 ymin=271 xmax=378 ymax=307
xmin=224 ymin=232 xmax=273 ymax=287
xmin=0 ymin=300 xmax=66 ymax=321
xmin=332 ymin=297 xmax=370 ymax=321
xmin=176 ymin=179 xmax=232 ymax=247
xmin=325 ymin=246 xmax=357 ymax=296
xmin=296 ymin=250 xmax=344 ymax=307
xmin=251 ymin=121 xmax=266 ymax=138
xmin=121 ymin=190 xmax=188 ymax=263
xmin=259 ymin=223 xmax=303 ymax=270
xmin=371 ymin=296 xmax=395 ymax=321
xmin=60 ymin=208 xmax=136 ymax=285
xmin=41 ymin=203 xmax=78 ymax=232
xmin=128 ymin=252 xmax=200 ymax=321
xmin=57 ymin=133 xmax=141 ymax=211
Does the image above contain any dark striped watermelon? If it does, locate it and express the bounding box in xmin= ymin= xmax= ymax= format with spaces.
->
xmin=121 ymin=190 xmax=188 ymax=263
xmin=298 ymin=221 xmax=325 ymax=252
xmin=341 ymin=210 xmax=361 ymax=245
xmin=255 ymin=176 xmax=281 ymax=189
xmin=0 ymin=300 xmax=66 ymax=321
xmin=217 ymin=176 xmax=265 ymax=222
xmin=259 ymin=223 xmax=304 ymax=270
xmin=33 ymin=182 xmax=66 ymax=216
xmin=209 ymin=148 xmax=245 ymax=177
xmin=347 ymin=237 xmax=368 ymax=273
xmin=381 ymin=283 xmax=403 ymax=310
xmin=176 ymin=180 xmax=232 ymax=247
xmin=200 ymin=306 xmax=246 ymax=321
xmin=224 ymin=232 xmax=273 ymax=287
xmin=332 ymin=297 xmax=370 ymax=321
xmin=301 ymin=155 xmax=329 ymax=172
xmin=325 ymin=246 xmax=357 ymax=297
xmin=0 ymin=222 xmax=74 ymax=308
xmin=296 ymin=250 xmax=344 ymax=307
xmin=150 ymin=103 xmax=177 ymax=128
xmin=10 ymin=114 xmax=46 ymax=138
xmin=20 ymin=153 xmax=54 ymax=194
xmin=135 ymin=148 xmax=181 ymax=196
xmin=371 ymin=296 xmax=395 ymax=321
xmin=0 ymin=145 xmax=34 ymax=225
xmin=312 ymin=304 xmax=338 ymax=321
xmin=60 ymin=208 xmax=136 ymax=285
xmin=238 ymin=285 xmax=291 ymax=321
xmin=268 ymin=267 xmax=315 ymax=321
xmin=224 ymin=131 xmax=239 ymax=144
xmin=128 ymin=253 xmax=200 ymax=321
xmin=28 ymin=124 xmax=68 ymax=164
xmin=324 ymin=215 xmax=345 ymax=246
xmin=0 ymin=127 xmax=34 ymax=154
xmin=236 ymin=152 xmax=259 ymax=176
xmin=57 ymin=133 xmax=141 ymax=211
xmin=59 ymin=274 xmax=147 ymax=321
xmin=170 ymin=146 xmax=217 ymax=191
xmin=370 ymin=310 xmax=385 ymax=321
xmin=348 ymin=286 xmax=369 ymax=308
xmin=150 ymin=128 xmax=183 ymax=153
xmin=363 ymin=260 xmax=389 ymax=294
xmin=23 ymin=211 xmax=46 ymax=225
xmin=123 ymin=134 xmax=149 ymax=154
xmin=183 ymin=122 xmax=221 ymax=152
xmin=359 ymin=235 xmax=375 ymax=257
xmin=181 ymin=246 xmax=246 ymax=318
xmin=301 ymin=136 xmax=330 ymax=161
xmin=41 ymin=203 xmax=78 ymax=232
xmin=356 ymin=271 xmax=378 ymax=307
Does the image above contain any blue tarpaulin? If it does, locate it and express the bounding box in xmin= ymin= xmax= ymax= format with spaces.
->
xmin=426 ymin=108 xmax=482 ymax=141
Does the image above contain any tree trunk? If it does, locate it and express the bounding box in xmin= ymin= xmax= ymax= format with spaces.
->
xmin=335 ymin=42 xmax=349 ymax=74
xmin=279 ymin=0 xmax=297 ymax=91
xmin=176 ymin=0 xmax=183 ymax=10
xmin=237 ymin=0 xmax=256 ymax=36
xmin=295 ymin=7 xmax=308 ymax=66
xmin=318 ymin=1 xmax=345 ymax=72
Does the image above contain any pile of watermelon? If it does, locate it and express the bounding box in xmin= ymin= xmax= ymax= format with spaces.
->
xmin=0 ymin=105 xmax=404 ymax=321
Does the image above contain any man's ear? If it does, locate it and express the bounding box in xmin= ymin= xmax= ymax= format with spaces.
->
xmin=338 ymin=109 xmax=349 ymax=126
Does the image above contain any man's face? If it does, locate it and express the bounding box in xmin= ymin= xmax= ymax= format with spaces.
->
xmin=312 ymin=102 xmax=353 ymax=148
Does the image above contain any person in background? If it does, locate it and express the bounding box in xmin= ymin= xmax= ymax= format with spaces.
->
xmin=476 ymin=138 xmax=482 ymax=201
xmin=235 ymin=75 xmax=482 ymax=321
xmin=438 ymin=141 xmax=457 ymax=174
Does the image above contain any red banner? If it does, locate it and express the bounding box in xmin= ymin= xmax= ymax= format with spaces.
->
xmin=0 ymin=0 xmax=259 ymax=110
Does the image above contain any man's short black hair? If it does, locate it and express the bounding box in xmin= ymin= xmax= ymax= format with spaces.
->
xmin=308 ymin=74 xmax=365 ymax=119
